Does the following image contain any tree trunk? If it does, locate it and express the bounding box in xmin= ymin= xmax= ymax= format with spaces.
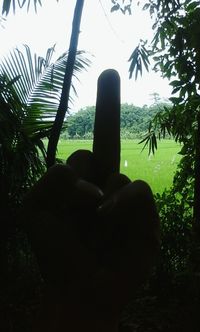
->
xmin=46 ymin=0 xmax=84 ymax=168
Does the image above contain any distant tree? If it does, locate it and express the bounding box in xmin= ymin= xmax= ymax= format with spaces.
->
xmin=66 ymin=106 xmax=95 ymax=138
xmin=149 ymin=92 xmax=161 ymax=105
xmin=64 ymin=103 xmax=168 ymax=139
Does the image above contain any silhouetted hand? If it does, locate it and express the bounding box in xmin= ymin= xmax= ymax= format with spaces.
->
xmin=22 ymin=149 xmax=160 ymax=332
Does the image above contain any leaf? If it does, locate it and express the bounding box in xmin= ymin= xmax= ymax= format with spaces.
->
xmin=18 ymin=0 xmax=26 ymax=9
xmin=2 ymin=0 xmax=42 ymax=15
xmin=143 ymin=3 xmax=150 ymax=10
xmin=169 ymin=97 xmax=184 ymax=104
xmin=172 ymin=87 xmax=180 ymax=94
xmin=124 ymin=5 xmax=132 ymax=15
xmin=140 ymin=47 xmax=150 ymax=72
xmin=0 ymin=45 xmax=91 ymax=136
xmin=2 ymin=0 xmax=12 ymax=15
xmin=141 ymin=136 xmax=150 ymax=152
xmin=186 ymin=1 xmax=200 ymax=12
xmin=148 ymin=135 xmax=151 ymax=155
xmin=169 ymin=80 xmax=181 ymax=87
xmin=8 ymin=75 xmax=21 ymax=85
xmin=159 ymin=27 xmax=165 ymax=49
xmin=110 ymin=4 xmax=120 ymax=12
xmin=128 ymin=47 xmax=139 ymax=79
xmin=128 ymin=43 xmax=150 ymax=79
xmin=151 ymin=133 xmax=157 ymax=154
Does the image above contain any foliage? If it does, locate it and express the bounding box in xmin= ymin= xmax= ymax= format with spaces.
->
xmin=126 ymin=0 xmax=200 ymax=242
xmin=0 ymin=45 xmax=91 ymax=208
xmin=1 ymin=0 xmax=60 ymax=16
xmin=0 ymin=45 xmax=91 ymax=131
xmin=158 ymin=140 xmax=196 ymax=278
xmin=65 ymin=105 xmax=95 ymax=138
xmin=64 ymin=102 xmax=170 ymax=139
xmin=108 ymin=0 xmax=200 ymax=302
xmin=129 ymin=0 xmax=200 ymax=152
xmin=110 ymin=0 xmax=133 ymax=15
xmin=1 ymin=0 xmax=43 ymax=15
xmin=0 ymin=74 xmax=46 ymax=211
xmin=128 ymin=40 xmax=150 ymax=80
xmin=155 ymin=188 xmax=192 ymax=278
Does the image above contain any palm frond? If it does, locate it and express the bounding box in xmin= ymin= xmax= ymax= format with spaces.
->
xmin=0 ymin=45 xmax=91 ymax=136
xmin=2 ymin=0 xmax=42 ymax=15
xmin=0 ymin=74 xmax=45 ymax=205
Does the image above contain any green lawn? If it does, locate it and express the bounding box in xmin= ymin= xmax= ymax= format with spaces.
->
xmin=56 ymin=139 xmax=182 ymax=194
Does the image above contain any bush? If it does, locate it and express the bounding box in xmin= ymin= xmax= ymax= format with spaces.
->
xmin=150 ymin=187 xmax=193 ymax=296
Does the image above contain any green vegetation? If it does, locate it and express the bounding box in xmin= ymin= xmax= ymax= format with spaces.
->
xmin=1 ymin=1 xmax=200 ymax=332
xmin=56 ymin=139 xmax=181 ymax=194
xmin=129 ymin=0 xmax=200 ymax=239
xmin=0 ymin=45 xmax=90 ymax=207
xmin=63 ymin=102 xmax=171 ymax=139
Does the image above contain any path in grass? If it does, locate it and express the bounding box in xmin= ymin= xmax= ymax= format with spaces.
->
xmin=57 ymin=139 xmax=181 ymax=194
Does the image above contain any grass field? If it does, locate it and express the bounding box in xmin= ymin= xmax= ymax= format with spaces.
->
xmin=56 ymin=139 xmax=182 ymax=194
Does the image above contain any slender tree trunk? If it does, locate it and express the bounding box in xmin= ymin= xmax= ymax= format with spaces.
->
xmin=46 ymin=0 xmax=84 ymax=168
xmin=193 ymin=111 xmax=200 ymax=241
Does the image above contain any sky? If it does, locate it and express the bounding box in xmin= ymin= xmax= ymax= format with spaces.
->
xmin=0 ymin=0 xmax=172 ymax=113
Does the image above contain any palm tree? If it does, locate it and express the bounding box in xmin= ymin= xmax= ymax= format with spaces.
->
xmin=0 ymin=44 xmax=91 ymax=208
xmin=1 ymin=0 xmax=86 ymax=168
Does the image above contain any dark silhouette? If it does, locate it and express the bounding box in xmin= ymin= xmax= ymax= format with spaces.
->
xmin=93 ymin=69 xmax=121 ymax=187
xmin=66 ymin=69 xmax=121 ymax=189
xmin=22 ymin=69 xmax=160 ymax=332
xmin=46 ymin=0 xmax=85 ymax=169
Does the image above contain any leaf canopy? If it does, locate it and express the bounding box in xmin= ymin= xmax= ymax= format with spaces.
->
xmin=0 ymin=45 xmax=91 ymax=138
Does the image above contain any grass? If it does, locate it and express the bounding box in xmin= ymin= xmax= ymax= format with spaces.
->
xmin=56 ymin=139 xmax=182 ymax=194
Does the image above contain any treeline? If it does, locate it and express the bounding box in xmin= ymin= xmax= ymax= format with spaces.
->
xmin=62 ymin=102 xmax=171 ymax=139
